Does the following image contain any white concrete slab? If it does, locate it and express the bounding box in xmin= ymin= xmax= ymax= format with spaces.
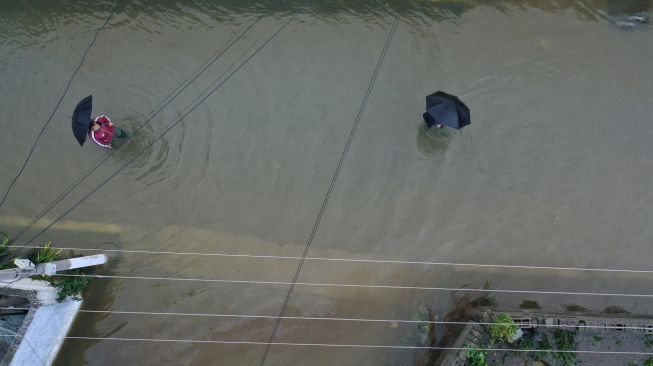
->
xmin=10 ymin=300 xmax=81 ymax=366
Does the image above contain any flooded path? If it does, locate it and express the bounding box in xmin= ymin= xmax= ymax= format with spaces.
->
xmin=1 ymin=1 xmax=652 ymax=365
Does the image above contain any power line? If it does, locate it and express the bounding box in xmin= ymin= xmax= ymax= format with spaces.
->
xmin=259 ymin=15 xmax=400 ymax=366
xmin=54 ymin=273 xmax=653 ymax=298
xmin=8 ymin=244 xmax=653 ymax=275
xmin=9 ymin=13 xmax=266 ymax=244
xmin=0 ymin=0 xmax=118 ymax=210
xmin=18 ymin=14 xmax=296 ymax=247
xmin=59 ymin=336 xmax=653 ymax=356
xmin=0 ymin=307 xmax=648 ymax=331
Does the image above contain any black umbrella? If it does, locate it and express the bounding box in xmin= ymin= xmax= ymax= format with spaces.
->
xmin=72 ymin=95 xmax=93 ymax=146
xmin=422 ymin=91 xmax=470 ymax=129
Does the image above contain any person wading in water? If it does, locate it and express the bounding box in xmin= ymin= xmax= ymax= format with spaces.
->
xmin=88 ymin=115 xmax=127 ymax=149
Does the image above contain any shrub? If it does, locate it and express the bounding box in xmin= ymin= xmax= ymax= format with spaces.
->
xmin=645 ymin=335 xmax=653 ymax=348
xmin=466 ymin=348 xmax=487 ymax=366
xmin=34 ymin=269 xmax=89 ymax=302
xmin=553 ymin=330 xmax=577 ymax=366
xmin=490 ymin=314 xmax=519 ymax=344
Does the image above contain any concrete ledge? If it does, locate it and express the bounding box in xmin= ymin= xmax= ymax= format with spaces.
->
xmin=0 ymin=279 xmax=82 ymax=366
xmin=10 ymin=300 xmax=81 ymax=366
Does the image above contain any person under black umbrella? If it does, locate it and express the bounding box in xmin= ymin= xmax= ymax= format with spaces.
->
xmin=422 ymin=91 xmax=470 ymax=130
xmin=88 ymin=114 xmax=127 ymax=149
xmin=72 ymin=95 xmax=127 ymax=149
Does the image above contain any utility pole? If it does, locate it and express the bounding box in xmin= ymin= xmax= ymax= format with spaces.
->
xmin=0 ymin=254 xmax=107 ymax=282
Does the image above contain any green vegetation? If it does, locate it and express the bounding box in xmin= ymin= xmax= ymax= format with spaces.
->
xmin=517 ymin=337 xmax=536 ymax=350
xmin=466 ymin=348 xmax=488 ymax=366
xmin=552 ymin=330 xmax=578 ymax=366
xmin=645 ymin=358 xmax=653 ymax=366
xmin=645 ymin=335 xmax=653 ymax=348
xmin=519 ymin=299 xmax=541 ymax=309
xmin=489 ymin=314 xmax=519 ymax=344
xmin=591 ymin=335 xmax=603 ymax=346
xmin=0 ymin=240 xmax=91 ymax=302
xmin=615 ymin=337 xmax=624 ymax=347
xmin=32 ymin=241 xmax=62 ymax=264
xmin=34 ymin=269 xmax=89 ymax=302
xmin=535 ymin=334 xmax=553 ymax=360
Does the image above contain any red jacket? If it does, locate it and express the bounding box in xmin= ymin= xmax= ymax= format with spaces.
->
xmin=89 ymin=115 xmax=115 ymax=148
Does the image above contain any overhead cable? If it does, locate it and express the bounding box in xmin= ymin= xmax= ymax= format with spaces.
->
xmin=54 ymin=273 xmax=653 ymax=298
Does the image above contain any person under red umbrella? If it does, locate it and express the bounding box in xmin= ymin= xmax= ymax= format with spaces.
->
xmin=88 ymin=115 xmax=127 ymax=149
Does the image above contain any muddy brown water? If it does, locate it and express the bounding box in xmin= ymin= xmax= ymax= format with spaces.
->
xmin=1 ymin=1 xmax=652 ymax=365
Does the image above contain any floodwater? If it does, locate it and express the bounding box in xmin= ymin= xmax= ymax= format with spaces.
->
xmin=0 ymin=0 xmax=652 ymax=365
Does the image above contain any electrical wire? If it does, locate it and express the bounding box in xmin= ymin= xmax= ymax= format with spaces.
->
xmin=0 ymin=306 xmax=648 ymax=331
xmin=7 ymin=244 xmax=653 ymax=275
xmin=58 ymin=336 xmax=653 ymax=356
xmin=259 ymin=15 xmax=399 ymax=366
xmin=0 ymin=0 xmax=118 ymax=210
xmin=54 ymin=272 xmax=653 ymax=298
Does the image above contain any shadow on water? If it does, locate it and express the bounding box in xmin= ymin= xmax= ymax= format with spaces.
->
xmin=416 ymin=122 xmax=453 ymax=159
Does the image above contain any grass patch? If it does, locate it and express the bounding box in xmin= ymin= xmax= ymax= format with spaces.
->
xmin=31 ymin=241 xmax=62 ymax=263
xmin=553 ymin=330 xmax=578 ymax=366
xmin=34 ymin=269 xmax=89 ymax=302
xmin=645 ymin=335 xmax=653 ymax=348
xmin=0 ymin=240 xmax=92 ymax=302
xmin=535 ymin=334 xmax=553 ymax=360
xmin=516 ymin=337 xmax=536 ymax=351
xmin=466 ymin=347 xmax=488 ymax=366
xmin=614 ymin=337 xmax=623 ymax=347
